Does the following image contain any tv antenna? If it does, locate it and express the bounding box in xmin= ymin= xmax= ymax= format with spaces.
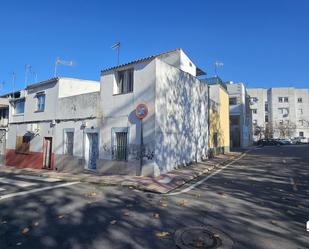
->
xmin=24 ymin=64 xmax=32 ymax=87
xmin=54 ymin=57 xmax=74 ymax=77
xmin=111 ymin=42 xmax=121 ymax=65
xmin=214 ymin=61 xmax=224 ymax=77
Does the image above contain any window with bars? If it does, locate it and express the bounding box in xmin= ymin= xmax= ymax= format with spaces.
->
xmin=65 ymin=131 xmax=74 ymax=155
xmin=115 ymin=69 xmax=134 ymax=94
xmin=113 ymin=132 xmax=128 ymax=161
xmin=229 ymin=97 xmax=237 ymax=105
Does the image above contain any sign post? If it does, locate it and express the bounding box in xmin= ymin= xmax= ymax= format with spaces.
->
xmin=135 ymin=103 xmax=148 ymax=176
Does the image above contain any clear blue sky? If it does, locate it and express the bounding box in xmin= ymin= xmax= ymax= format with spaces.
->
xmin=1 ymin=0 xmax=308 ymax=93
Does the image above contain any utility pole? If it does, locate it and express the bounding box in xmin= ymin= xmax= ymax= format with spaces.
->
xmin=214 ymin=61 xmax=224 ymax=77
xmin=12 ymin=72 xmax=16 ymax=94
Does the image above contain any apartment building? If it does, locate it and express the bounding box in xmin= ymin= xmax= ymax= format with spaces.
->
xmin=5 ymin=77 xmax=100 ymax=170
xmin=248 ymin=87 xmax=309 ymax=140
xmin=100 ymin=49 xmax=209 ymax=176
xmin=226 ymin=82 xmax=252 ymax=148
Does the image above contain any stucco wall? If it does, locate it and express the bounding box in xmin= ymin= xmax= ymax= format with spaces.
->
xmin=58 ymin=78 xmax=100 ymax=98
xmin=155 ymin=59 xmax=208 ymax=174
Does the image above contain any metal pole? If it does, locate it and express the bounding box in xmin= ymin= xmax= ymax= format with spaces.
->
xmin=117 ymin=46 xmax=120 ymax=65
xmin=137 ymin=119 xmax=143 ymax=176
xmin=207 ymin=84 xmax=211 ymax=158
xmin=54 ymin=58 xmax=59 ymax=77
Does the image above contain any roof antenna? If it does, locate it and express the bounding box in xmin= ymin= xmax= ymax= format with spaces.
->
xmin=54 ymin=57 xmax=74 ymax=77
xmin=111 ymin=42 xmax=121 ymax=65
xmin=214 ymin=61 xmax=224 ymax=77
xmin=24 ymin=64 xmax=32 ymax=87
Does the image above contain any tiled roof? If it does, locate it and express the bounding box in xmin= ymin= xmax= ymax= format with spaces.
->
xmin=101 ymin=48 xmax=181 ymax=72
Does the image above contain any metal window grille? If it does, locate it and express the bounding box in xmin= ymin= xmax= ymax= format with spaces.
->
xmin=112 ymin=132 xmax=128 ymax=160
xmin=65 ymin=132 xmax=74 ymax=155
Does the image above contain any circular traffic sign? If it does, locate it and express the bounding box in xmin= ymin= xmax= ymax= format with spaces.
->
xmin=136 ymin=103 xmax=148 ymax=120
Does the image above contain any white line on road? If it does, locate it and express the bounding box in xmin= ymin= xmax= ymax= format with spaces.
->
xmin=0 ymin=182 xmax=79 ymax=201
xmin=165 ymin=152 xmax=248 ymax=196
xmin=15 ymin=174 xmax=62 ymax=183
xmin=0 ymin=177 xmax=38 ymax=187
xmin=0 ymin=188 xmax=5 ymax=192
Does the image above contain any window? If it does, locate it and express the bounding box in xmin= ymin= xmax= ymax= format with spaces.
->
xmin=229 ymin=97 xmax=237 ymax=105
xmin=16 ymin=135 xmax=31 ymax=154
xmin=284 ymin=97 xmax=288 ymax=102
xmin=278 ymin=97 xmax=283 ymax=103
xmin=213 ymin=132 xmax=218 ymax=147
xmin=113 ymin=132 xmax=128 ymax=160
xmin=265 ymin=102 xmax=269 ymax=112
xmin=64 ymin=131 xmax=74 ymax=155
xmin=36 ymin=93 xmax=45 ymax=112
xmin=297 ymin=98 xmax=302 ymax=103
xmin=250 ymin=97 xmax=258 ymax=103
xmin=115 ymin=68 xmax=134 ymax=94
xmin=299 ymin=131 xmax=304 ymax=137
xmin=15 ymin=99 xmax=25 ymax=114
xmin=265 ymin=115 xmax=269 ymax=123
xmin=252 ymin=109 xmax=257 ymax=114
xmin=278 ymin=108 xmax=289 ymax=116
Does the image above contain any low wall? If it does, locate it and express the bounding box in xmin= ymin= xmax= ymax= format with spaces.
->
xmin=5 ymin=149 xmax=55 ymax=170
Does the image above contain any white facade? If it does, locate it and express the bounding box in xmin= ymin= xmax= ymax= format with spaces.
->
xmin=100 ymin=49 xmax=208 ymax=176
xmin=248 ymin=87 xmax=309 ymax=140
xmin=6 ymin=77 xmax=100 ymax=170
xmin=226 ymin=82 xmax=252 ymax=148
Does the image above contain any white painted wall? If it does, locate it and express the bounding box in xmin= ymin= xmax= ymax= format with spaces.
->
xmin=154 ymin=59 xmax=208 ymax=174
xmin=58 ymin=78 xmax=100 ymax=98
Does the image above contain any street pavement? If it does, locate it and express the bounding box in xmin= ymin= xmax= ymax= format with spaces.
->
xmin=0 ymin=145 xmax=308 ymax=249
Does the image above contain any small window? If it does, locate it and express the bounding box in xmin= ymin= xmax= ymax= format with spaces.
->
xmin=15 ymin=99 xmax=25 ymax=114
xmin=113 ymin=132 xmax=128 ymax=160
xmin=36 ymin=93 xmax=45 ymax=112
xmin=16 ymin=135 xmax=31 ymax=154
xmin=265 ymin=102 xmax=269 ymax=112
xmin=265 ymin=115 xmax=269 ymax=123
xmin=278 ymin=97 xmax=283 ymax=103
xmin=252 ymin=109 xmax=257 ymax=114
xmin=64 ymin=131 xmax=74 ymax=155
xmin=299 ymin=131 xmax=304 ymax=137
xmin=297 ymin=98 xmax=302 ymax=103
xmin=229 ymin=97 xmax=237 ymax=105
xmin=115 ymin=68 xmax=134 ymax=94
xmin=284 ymin=97 xmax=288 ymax=102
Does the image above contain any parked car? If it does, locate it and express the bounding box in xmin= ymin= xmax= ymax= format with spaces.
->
xmin=256 ymin=139 xmax=280 ymax=146
xmin=292 ymin=137 xmax=308 ymax=144
xmin=277 ymin=139 xmax=293 ymax=145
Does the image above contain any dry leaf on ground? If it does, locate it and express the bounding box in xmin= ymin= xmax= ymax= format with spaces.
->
xmin=153 ymin=213 xmax=160 ymax=219
xmin=21 ymin=227 xmax=30 ymax=235
xmin=155 ymin=231 xmax=171 ymax=237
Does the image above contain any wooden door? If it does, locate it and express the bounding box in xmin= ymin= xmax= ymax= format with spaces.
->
xmin=43 ymin=137 xmax=53 ymax=169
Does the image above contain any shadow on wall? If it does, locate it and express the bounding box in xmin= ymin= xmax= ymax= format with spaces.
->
xmin=154 ymin=69 xmax=208 ymax=173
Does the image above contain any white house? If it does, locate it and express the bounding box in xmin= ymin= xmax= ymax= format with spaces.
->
xmin=98 ymin=49 xmax=209 ymax=176
xmin=6 ymin=77 xmax=100 ymax=170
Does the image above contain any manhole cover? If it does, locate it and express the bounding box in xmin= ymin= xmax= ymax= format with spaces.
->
xmin=174 ymin=226 xmax=234 ymax=249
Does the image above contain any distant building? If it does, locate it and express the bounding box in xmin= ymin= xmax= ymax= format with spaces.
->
xmin=248 ymin=87 xmax=309 ymax=140
xmin=226 ymin=81 xmax=252 ymax=148
xmin=202 ymin=77 xmax=230 ymax=154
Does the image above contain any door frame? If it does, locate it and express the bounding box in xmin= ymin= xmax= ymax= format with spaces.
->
xmin=43 ymin=137 xmax=53 ymax=170
xmin=84 ymin=128 xmax=99 ymax=170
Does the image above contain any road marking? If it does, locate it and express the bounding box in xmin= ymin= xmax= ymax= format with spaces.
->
xmin=165 ymin=152 xmax=248 ymax=196
xmin=15 ymin=174 xmax=62 ymax=183
xmin=0 ymin=188 xmax=5 ymax=191
xmin=0 ymin=177 xmax=38 ymax=187
xmin=0 ymin=182 xmax=79 ymax=201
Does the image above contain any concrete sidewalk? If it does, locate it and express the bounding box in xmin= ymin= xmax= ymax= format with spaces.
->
xmin=0 ymin=152 xmax=243 ymax=194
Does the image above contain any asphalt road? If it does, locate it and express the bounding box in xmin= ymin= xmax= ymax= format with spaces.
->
xmin=0 ymin=145 xmax=308 ymax=249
